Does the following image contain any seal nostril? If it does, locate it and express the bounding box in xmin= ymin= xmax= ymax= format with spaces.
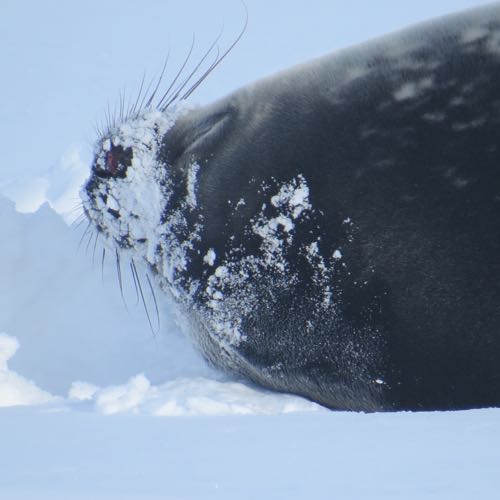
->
xmin=108 ymin=208 xmax=120 ymax=219
xmin=106 ymin=151 xmax=119 ymax=175
xmin=94 ymin=144 xmax=133 ymax=178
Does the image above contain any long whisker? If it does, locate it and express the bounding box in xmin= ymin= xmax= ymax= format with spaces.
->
xmin=92 ymin=232 xmax=100 ymax=266
xmin=182 ymin=11 xmax=248 ymax=102
xmin=131 ymin=259 xmax=155 ymax=335
xmin=146 ymin=273 xmax=161 ymax=333
xmin=144 ymin=51 xmax=171 ymax=110
xmin=106 ymin=100 xmax=113 ymax=131
xmin=68 ymin=203 xmax=84 ymax=214
xmin=71 ymin=213 xmax=87 ymax=229
xmin=130 ymin=71 xmax=147 ymax=117
xmin=158 ymin=31 xmax=221 ymax=110
xmin=77 ymin=221 xmax=92 ymax=252
xmin=178 ymin=46 xmax=220 ymax=104
xmin=85 ymin=229 xmax=95 ymax=254
xmin=119 ymin=88 xmax=126 ymax=123
xmin=101 ymin=247 xmax=106 ymax=282
xmin=155 ymin=34 xmax=196 ymax=110
xmin=129 ymin=262 xmax=140 ymax=305
xmin=116 ymin=249 xmax=128 ymax=309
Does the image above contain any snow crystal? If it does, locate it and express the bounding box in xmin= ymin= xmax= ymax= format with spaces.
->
xmin=307 ymin=241 xmax=319 ymax=256
xmin=203 ymin=248 xmax=216 ymax=266
xmin=252 ymin=175 xmax=313 ymax=263
xmin=214 ymin=265 xmax=229 ymax=279
xmin=270 ymin=174 xmax=311 ymax=219
xmin=186 ymin=162 xmax=200 ymax=209
xmin=235 ymin=198 xmax=246 ymax=209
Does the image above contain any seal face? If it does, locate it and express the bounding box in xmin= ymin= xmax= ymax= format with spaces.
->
xmin=83 ymin=4 xmax=500 ymax=411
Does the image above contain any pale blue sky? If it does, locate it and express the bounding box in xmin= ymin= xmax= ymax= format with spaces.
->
xmin=0 ymin=0 xmax=494 ymax=186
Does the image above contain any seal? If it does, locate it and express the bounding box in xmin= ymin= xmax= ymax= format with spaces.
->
xmin=81 ymin=3 xmax=500 ymax=411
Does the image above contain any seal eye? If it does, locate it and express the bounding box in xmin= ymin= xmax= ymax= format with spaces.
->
xmin=95 ymin=144 xmax=133 ymax=178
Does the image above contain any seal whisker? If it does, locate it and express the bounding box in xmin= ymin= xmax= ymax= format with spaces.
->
xmin=179 ymin=46 xmax=221 ymax=103
xmin=154 ymin=33 xmax=196 ymax=110
xmin=181 ymin=11 xmax=248 ymax=102
xmin=129 ymin=262 xmax=140 ymax=305
xmin=101 ymin=248 xmax=106 ymax=283
xmin=71 ymin=213 xmax=87 ymax=230
xmin=98 ymin=116 xmax=107 ymax=140
xmin=115 ymin=249 xmax=128 ymax=310
xmin=145 ymin=273 xmax=161 ymax=333
xmin=93 ymin=118 xmax=105 ymax=143
xmin=91 ymin=232 xmax=100 ymax=266
xmin=85 ymin=229 xmax=95 ymax=255
xmin=136 ymin=72 xmax=161 ymax=117
xmin=68 ymin=205 xmax=85 ymax=221
xmin=113 ymin=97 xmax=121 ymax=131
xmin=158 ymin=32 xmax=222 ymax=110
xmin=68 ymin=207 xmax=85 ymax=219
xmin=130 ymin=71 xmax=147 ymax=117
xmin=119 ymin=88 xmax=126 ymax=123
xmin=143 ymin=51 xmax=171 ymax=110
xmin=105 ymin=100 xmax=113 ymax=132
xmin=77 ymin=221 xmax=92 ymax=252
xmin=69 ymin=203 xmax=85 ymax=217
xmin=131 ymin=260 xmax=156 ymax=335
xmin=69 ymin=204 xmax=84 ymax=214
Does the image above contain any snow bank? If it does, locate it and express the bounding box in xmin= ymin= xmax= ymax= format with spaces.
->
xmin=68 ymin=374 xmax=321 ymax=416
xmin=0 ymin=195 xmax=318 ymax=416
xmin=0 ymin=333 xmax=54 ymax=407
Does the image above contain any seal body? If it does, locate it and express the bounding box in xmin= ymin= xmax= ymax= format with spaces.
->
xmin=82 ymin=3 xmax=500 ymax=411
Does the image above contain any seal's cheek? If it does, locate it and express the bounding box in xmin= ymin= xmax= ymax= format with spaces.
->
xmin=162 ymin=107 xmax=234 ymax=166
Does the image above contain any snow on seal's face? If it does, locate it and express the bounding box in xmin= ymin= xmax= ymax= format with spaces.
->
xmin=80 ymin=101 xmax=337 ymax=362
xmin=82 ymin=107 xmax=191 ymax=271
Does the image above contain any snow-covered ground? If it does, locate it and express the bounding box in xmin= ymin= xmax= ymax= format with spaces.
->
xmin=2 ymin=404 xmax=499 ymax=500
xmin=2 ymin=1 xmax=500 ymax=498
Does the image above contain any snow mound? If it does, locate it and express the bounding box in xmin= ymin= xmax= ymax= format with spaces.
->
xmin=0 ymin=197 xmax=320 ymax=416
xmin=69 ymin=374 xmax=322 ymax=416
xmin=0 ymin=333 xmax=55 ymax=407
